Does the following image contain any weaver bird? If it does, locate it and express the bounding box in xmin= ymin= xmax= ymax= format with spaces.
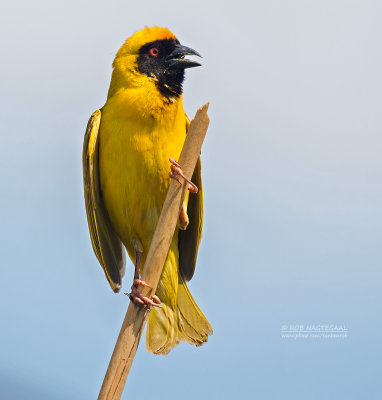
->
xmin=82 ymin=26 xmax=212 ymax=354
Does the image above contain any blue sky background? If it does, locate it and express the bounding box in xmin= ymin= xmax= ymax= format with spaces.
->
xmin=1 ymin=0 xmax=381 ymax=399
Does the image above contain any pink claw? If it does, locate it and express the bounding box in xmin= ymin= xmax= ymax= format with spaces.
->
xmin=134 ymin=279 xmax=152 ymax=289
xmin=125 ymin=279 xmax=161 ymax=308
xmin=169 ymin=158 xmax=198 ymax=193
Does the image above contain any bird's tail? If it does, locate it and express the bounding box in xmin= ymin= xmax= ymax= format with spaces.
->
xmin=176 ymin=275 xmax=212 ymax=347
xmin=145 ymin=250 xmax=212 ymax=354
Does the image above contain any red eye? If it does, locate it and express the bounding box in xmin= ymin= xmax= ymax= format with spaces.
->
xmin=150 ymin=48 xmax=159 ymax=57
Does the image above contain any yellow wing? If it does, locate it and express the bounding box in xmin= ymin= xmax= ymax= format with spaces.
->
xmin=82 ymin=110 xmax=125 ymax=292
xmin=178 ymin=117 xmax=204 ymax=281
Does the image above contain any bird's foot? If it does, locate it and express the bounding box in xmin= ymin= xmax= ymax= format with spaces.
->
xmin=125 ymin=279 xmax=161 ymax=308
xmin=169 ymin=158 xmax=198 ymax=193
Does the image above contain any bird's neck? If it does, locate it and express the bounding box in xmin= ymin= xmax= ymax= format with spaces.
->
xmin=103 ymin=84 xmax=185 ymax=125
xmin=105 ymin=63 xmax=185 ymax=122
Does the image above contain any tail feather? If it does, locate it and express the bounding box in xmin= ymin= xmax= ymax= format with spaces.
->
xmin=177 ymin=275 xmax=212 ymax=346
xmin=146 ymin=302 xmax=179 ymax=355
xmin=145 ymin=243 xmax=212 ymax=355
xmin=145 ymin=247 xmax=179 ymax=354
xmin=146 ymin=276 xmax=212 ymax=355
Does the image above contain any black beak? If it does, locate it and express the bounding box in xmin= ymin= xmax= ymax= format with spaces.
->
xmin=166 ymin=44 xmax=202 ymax=70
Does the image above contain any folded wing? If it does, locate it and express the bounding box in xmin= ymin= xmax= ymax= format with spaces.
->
xmin=82 ymin=110 xmax=126 ymax=292
xmin=178 ymin=116 xmax=204 ymax=281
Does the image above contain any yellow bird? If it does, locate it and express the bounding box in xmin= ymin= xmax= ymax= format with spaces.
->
xmin=82 ymin=26 xmax=212 ymax=354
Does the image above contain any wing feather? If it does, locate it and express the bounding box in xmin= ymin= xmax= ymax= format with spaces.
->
xmin=83 ymin=110 xmax=125 ymax=292
xmin=178 ymin=116 xmax=204 ymax=281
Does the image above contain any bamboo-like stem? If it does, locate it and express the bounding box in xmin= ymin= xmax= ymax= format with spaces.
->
xmin=98 ymin=103 xmax=210 ymax=400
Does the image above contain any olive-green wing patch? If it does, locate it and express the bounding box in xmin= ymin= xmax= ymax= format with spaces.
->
xmin=83 ymin=110 xmax=125 ymax=292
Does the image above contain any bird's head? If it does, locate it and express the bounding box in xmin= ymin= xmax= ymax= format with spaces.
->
xmin=108 ymin=27 xmax=201 ymax=102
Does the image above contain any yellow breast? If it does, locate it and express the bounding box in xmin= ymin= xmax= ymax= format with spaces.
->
xmin=98 ymin=89 xmax=187 ymax=262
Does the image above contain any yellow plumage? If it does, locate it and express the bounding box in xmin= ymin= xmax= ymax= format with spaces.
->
xmin=83 ymin=27 xmax=212 ymax=354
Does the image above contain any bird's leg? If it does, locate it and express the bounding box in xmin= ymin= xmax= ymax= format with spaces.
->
xmin=169 ymin=158 xmax=198 ymax=193
xmin=125 ymin=251 xmax=161 ymax=307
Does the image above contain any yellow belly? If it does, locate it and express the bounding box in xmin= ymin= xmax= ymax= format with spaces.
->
xmin=98 ymin=92 xmax=187 ymax=264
